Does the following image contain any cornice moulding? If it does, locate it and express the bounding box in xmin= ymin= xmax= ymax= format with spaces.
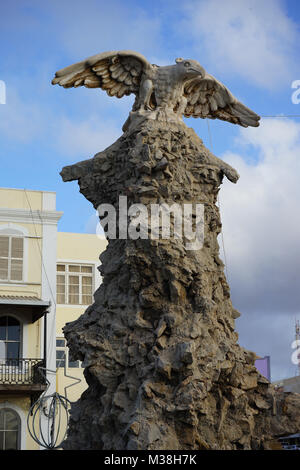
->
xmin=0 ymin=208 xmax=63 ymax=225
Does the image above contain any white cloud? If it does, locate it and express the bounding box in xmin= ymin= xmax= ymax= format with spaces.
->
xmin=55 ymin=115 xmax=122 ymax=158
xmin=84 ymin=211 xmax=106 ymax=238
xmin=183 ymin=0 xmax=299 ymax=88
xmin=0 ymin=88 xmax=46 ymax=143
xmin=218 ymin=118 xmax=300 ymax=379
xmin=0 ymin=78 xmax=128 ymax=159
xmin=237 ymin=310 xmax=297 ymax=381
xmin=46 ymin=0 xmax=163 ymax=61
xmin=220 ymin=118 xmax=300 ymax=311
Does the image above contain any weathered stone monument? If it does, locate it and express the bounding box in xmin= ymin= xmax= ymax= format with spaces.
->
xmin=53 ymin=51 xmax=300 ymax=450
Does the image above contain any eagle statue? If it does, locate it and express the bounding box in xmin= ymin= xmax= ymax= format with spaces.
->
xmin=52 ymin=50 xmax=260 ymax=132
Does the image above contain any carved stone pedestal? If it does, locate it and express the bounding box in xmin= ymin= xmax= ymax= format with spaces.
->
xmin=60 ymin=120 xmax=300 ymax=450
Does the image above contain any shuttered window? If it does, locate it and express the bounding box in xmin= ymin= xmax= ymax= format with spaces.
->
xmin=56 ymin=264 xmax=93 ymax=305
xmin=0 ymin=236 xmax=23 ymax=282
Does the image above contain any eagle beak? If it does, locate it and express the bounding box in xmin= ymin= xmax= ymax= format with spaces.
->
xmin=190 ymin=67 xmax=203 ymax=77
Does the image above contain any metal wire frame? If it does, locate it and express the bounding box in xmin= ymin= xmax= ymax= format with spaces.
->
xmin=27 ymin=391 xmax=71 ymax=449
xmin=26 ymin=364 xmax=80 ymax=450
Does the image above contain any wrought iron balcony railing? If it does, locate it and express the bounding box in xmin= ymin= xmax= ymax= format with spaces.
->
xmin=0 ymin=358 xmax=46 ymax=385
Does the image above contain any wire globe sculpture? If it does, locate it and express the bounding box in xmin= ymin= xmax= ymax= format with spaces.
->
xmin=27 ymin=392 xmax=71 ymax=449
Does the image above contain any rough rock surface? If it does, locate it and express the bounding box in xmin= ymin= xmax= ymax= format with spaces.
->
xmin=60 ymin=120 xmax=300 ymax=450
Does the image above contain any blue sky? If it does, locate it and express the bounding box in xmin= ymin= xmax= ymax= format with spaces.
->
xmin=1 ymin=0 xmax=300 ymax=381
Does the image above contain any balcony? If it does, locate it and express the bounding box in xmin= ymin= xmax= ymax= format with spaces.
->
xmin=0 ymin=358 xmax=47 ymax=397
xmin=0 ymin=296 xmax=50 ymax=401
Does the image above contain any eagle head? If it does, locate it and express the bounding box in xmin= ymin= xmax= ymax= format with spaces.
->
xmin=175 ymin=58 xmax=205 ymax=80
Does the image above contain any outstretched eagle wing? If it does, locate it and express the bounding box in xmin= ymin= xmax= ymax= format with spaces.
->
xmin=183 ymin=74 xmax=260 ymax=127
xmin=52 ymin=50 xmax=152 ymax=99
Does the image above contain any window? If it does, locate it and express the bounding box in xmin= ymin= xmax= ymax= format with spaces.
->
xmin=0 ymin=408 xmax=21 ymax=450
xmin=0 ymin=316 xmax=21 ymax=361
xmin=56 ymin=338 xmax=81 ymax=368
xmin=56 ymin=263 xmax=93 ymax=305
xmin=0 ymin=236 xmax=23 ymax=282
xmin=56 ymin=349 xmax=66 ymax=368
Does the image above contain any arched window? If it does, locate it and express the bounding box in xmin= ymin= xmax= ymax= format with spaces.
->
xmin=0 ymin=316 xmax=21 ymax=361
xmin=0 ymin=408 xmax=21 ymax=450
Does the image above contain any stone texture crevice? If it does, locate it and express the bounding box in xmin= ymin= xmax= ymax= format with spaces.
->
xmin=60 ymin=120 xmax=300 ymax=450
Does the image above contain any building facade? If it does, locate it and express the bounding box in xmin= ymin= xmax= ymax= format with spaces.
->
xmin=273 ymin=375 xmax=300 ymax=394
xmin=56 ymin=232 xmax=106 ymax=404
xmin=0 ymin=188 xmax=62 ymax=449
xmin=0 ymin=187 xmax=106 ymax=449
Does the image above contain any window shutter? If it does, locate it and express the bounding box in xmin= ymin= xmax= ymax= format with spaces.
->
xmin=10 ymin=260 xmax=23 ymax=281
xmin=0 ymin=237 xmax=9 ymax=280
xmin=68 ymin=275 xmax=79 ymax=304
xmin=0 ymin=236 xmax=24 ymax=282
xmin=11 ymin=238 xmax=23 ymax=281
xmin=0 ymin=259 xmax=8 ymax=280
xmin=56 ymin=274 xmax=66 ymax=304
xmin=82 ymin=276 xmax=93 ymax=304
xmin=11 ymin=238 xmax=23 ymax=259
xmin=0 ymin=237 xmax=9 ymax=258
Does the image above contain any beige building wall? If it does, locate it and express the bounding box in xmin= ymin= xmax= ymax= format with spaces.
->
xmin=0 ymin=188 xmax=107 ymax=448
xmin=0 ymin=188 xmax=43 ymax=211
xmin=0 ymin=396 xmax=40 ymax=450
xmin=0 ymin=189 xmax=44 ymax=299
xmin=0 ymin=187 xmax=62 ymax=449
xmin=56 ymin=232 xmax=107 ymax=403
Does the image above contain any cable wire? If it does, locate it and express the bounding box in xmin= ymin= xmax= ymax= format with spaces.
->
xmin=206 ymin=120 xmax=230 ymax=282
xmin=260 ymin=114 xmax=300 ymax=118
xmin=24 ymin=190 xmax=57 ymax=364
